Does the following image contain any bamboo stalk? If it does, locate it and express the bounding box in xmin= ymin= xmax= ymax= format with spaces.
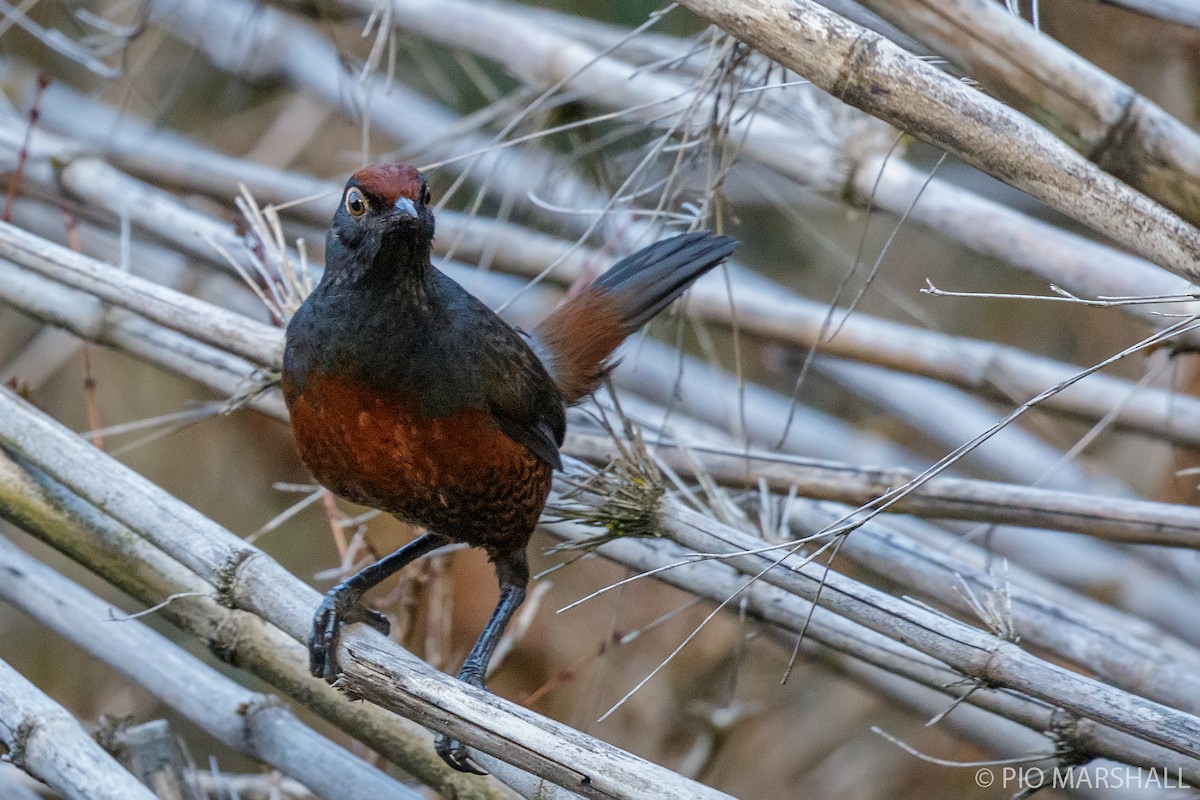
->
xmin=851 ymin=152 xmax=1200 ymax=331
xmin=0 ymin=453 xmax=542 ymax=800
xmin=0 ymin=659 xmax=158 ymax=800
xmin=4 ymin=426 xmax=1193 ymax=781
xmin=656 ymin=501 xmax=1200 ymax=758
xmin=0 ymin=387 xmax=732 ymax=800
xmin=545 ymin=519 xmax=1200 ymax=782
xmin=10 ymin=103 xmax=1200 ymax=454
xmin=787 ymin=499 xmax=1200 ymax=707
xmin=851 ymin=0 xmax=1200 ymax=227
xmin=5 ymin=387 xmax=1200 ymax=764
xmin=669 ymin=0 xmax=1200 ymax=283
xmin=565 ymin=431 xmax=1200 ymax=546
xmin=0 ymin=537 xmax=423 ymax=800
xmin=0 ymin=221 xmax=281 ymax=368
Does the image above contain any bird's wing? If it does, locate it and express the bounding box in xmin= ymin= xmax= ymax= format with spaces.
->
xmin=479 ymin=326 xmax=566 ymax=471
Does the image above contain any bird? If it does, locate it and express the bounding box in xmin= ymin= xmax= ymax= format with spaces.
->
xmin=281 ymin=162 xmax=737 ymax=771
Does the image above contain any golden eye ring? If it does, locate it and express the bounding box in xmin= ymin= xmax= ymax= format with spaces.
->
xmin=345 ymin=187 xmax=368 ymax=216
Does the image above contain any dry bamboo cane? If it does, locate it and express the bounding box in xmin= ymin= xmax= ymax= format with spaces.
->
xmin=667 ymin=0 xmax=1200 ymax=283
xmin=0 ymin=659 xmax=158 ymax=800
xmin=655 ymin=501 xmax=1200 ymax=758
xmin=543 ymin=518 xmax=1200 ymax=784
xmin=7 ymin=155 xmax=1200 ymax=459
xmin=362 ymin=0 xmax=1200 ymax=284
xmin=2 ymin=388 xmax=1200 ymax=764
xmin=850 ymin=0 xmax=1200 ymax=227
xmin=0 ymin=537 xmax=424 ymax=800
xmin=0 ymin=386 xmax=732 ymax=800
xmin=3 ymin=432 xmax=1196 ymax=783
xmin=0 ymin=453 xmax=540 ymax=800
xmin=5 ymin=256 xmax=1193 ymax=553
xmin=565 ymin=432 xmax=1200 ymax=547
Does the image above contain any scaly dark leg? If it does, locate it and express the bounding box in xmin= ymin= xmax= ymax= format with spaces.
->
xmin=436 ymin=548 xmax=529 ymax=774
xmin=309 ymin=531 xmax=449 ymax=683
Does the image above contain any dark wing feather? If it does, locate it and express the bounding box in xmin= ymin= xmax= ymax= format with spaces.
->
xmin=480 ymin=327 xmax=565 ymax=470
xmin=436 ymin=272 xmax=565 ymax=470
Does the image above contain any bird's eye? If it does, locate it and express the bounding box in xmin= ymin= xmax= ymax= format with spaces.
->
xmin=345 ymin=188 xmax=368 ymax=217
xmin=422 ymin=185 xmax=431 ymax=205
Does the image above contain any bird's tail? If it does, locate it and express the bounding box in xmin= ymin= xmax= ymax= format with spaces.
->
xmin=533 ymin=232 xmax=737 ymax=403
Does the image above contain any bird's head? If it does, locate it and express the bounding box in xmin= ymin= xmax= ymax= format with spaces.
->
xmin=326 ymin=163 xmax=436 ymax=283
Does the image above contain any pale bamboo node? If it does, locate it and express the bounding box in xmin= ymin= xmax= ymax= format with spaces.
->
xmin=670 ymin=0 xmax=1200 ymax=284
xmin=0 ymin=536 xmax=424 ymax=800
xmin=0 ymin=659 xmax=157 ymax=800
xmin=855 ymin=0 xmax=1200 ymax=227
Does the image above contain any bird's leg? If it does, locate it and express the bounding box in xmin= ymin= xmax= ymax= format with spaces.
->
xmin=436 ymin=548 xmax=529 ymax=774
xmin=309 ymin=531 xmax=449 ymax=683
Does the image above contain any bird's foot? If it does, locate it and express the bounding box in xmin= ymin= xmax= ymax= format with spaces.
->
xmin=435 ymin=734 xmax=488 ymax=774
xmin=435 ymin=669 xmax=489 ymax=773
xmin=308 ymin=586 xmax=391 ymax=683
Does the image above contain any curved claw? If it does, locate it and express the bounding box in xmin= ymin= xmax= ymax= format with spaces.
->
xmin=307 ymin=591 xmax=391 ymax=684
xmin=435 ymin=733 xmax=488 ymax=775
xmin=362 ymin=607 xmax=391 ymax=635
